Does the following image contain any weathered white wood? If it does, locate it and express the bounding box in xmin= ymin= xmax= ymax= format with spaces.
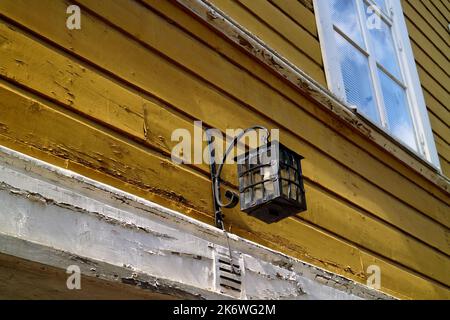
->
xmin=0 ymin=146 xmax=390 ymax=299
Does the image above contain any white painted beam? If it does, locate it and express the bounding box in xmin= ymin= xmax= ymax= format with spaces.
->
xmin=0 ymin=146 xmax=391 ymax=299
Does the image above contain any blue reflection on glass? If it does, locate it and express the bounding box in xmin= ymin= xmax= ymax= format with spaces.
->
xmin=331 ymin=0 xmax=365 ymax=48
xmin=335 ymin=32 xmax=380 ymax=123
xmin=378 ymin=69 xmax=418 ymax=150
xmin=365 ymin=4 xmax=401 ymax=79
xmin=372 ymin=0 xmax=387 ymax=13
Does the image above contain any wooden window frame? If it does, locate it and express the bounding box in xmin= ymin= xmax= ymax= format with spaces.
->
xmin=314 ymin=0 xmax=441 ymax=171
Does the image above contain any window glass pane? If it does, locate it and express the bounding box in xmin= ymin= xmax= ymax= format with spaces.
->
xmin=365 ymin=4 xmax=401 ymax=79
xmin=378 ymin=70 xmax=418 ymax=150
xmin=331 ymin=0 xmax=365 ymax=48
xmin=372 ymin=0 xmax=387 ymax=13
xmin=335 ymin=32 xmax=380 ymax=123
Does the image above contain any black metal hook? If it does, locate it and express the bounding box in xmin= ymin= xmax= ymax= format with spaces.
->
xmin=206 ymin=126 xmax=270 ymax=228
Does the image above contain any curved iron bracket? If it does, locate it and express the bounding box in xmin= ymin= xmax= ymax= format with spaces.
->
xmin=206 ymin=126 xmax=270 ymax=229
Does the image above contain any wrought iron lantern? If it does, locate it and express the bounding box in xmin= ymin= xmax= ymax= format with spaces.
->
xmin=207 ymin=126 xmax=306 ymax=227
xmin=236 ymin=140 xmax=306 ymax=223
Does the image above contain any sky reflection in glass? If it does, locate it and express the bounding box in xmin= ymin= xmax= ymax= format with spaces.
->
xmin=335 ymin=32 xmax=380 ymax=123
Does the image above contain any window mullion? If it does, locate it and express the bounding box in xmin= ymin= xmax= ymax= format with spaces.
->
xmin=314 ymin=0 xmax=347 ymax=102
xmin=333 ymin=26 xmax=368 ymax=56
xmin=388 ymin=1 xmax=426 ymax=156
xmin=364 ymin=0 xmax=393 ymax=25
xmin=355 ymin=0 xmax=389 ymax=128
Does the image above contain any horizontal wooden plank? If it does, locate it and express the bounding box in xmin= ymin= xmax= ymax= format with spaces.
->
xmin=208 ymin=0 xmax=326 ymax=85
xmin=144 ymin=0 xmax=450 ymax=208
xmin=403 ymin=0 xmax=450 ymax=48
xmin=2 ymin=0 xmax=446 ymax=234
xmin=410 ymin=37 xmax=450 ymax=86
xmin=440 ymin=156 xmax=450 ymax=178
xmin=426 ymin=116 xmax=450 ymax=147
xmin=145 ymin=0 xmax=449 ymax=203
xmin=423 ymin=90 xmax=450 ymax=129
xmin=435 ymin=134 xmax=450 ymax=164
xmin=433 ymin=0 xmax=450 ymax=21
xmin=429 ymin=112 xmax=450 ymax=147
xmin=0 ymin=81 xmax=449 ymax=298
xmin=2 ymin=13 xmax=449 ymax=260
xmin=443 ymin=0 xmax=450 ymax=13
xmin=4 ymin=0 xmax=449 ymax=253
xmin=442 ymin=0 xmax=450 ymax=11
xmin=268 ymin=0 xmax=318 ymax=37
xmin=0 ymin=82 xmax=214 ymax=215
xmin=405 ymin=17 xmax=450 ymax=75
xmin=236 ymin=0 xmax=322 ymax=64
xmin=416 ymin=64 xmax=450 ymax=114
xmin=300 ymin=184 xmax=450 ymax=287
xmin=300 ymin=0 xmax=314 ymax=12
xmin=1 ymin=3 xmax=450 ymax=289
xmin=422 ymin=0 xmax=449 ymax=29
xmin=410 ymin=40 xmax=450 ymax=108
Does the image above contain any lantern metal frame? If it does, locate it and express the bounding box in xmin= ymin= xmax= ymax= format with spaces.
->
xmin=236 ymin=140 xmax=307 ymax=223
xmin=206 ymin=126 xmax=306 ymax=228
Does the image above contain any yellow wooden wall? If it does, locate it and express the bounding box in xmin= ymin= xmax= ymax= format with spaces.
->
xmin=0 ymin=0 xmax=449 ymax=299
xmin=210 ymin=0 xmax=450 ymax=177
xmin=401 ymin=0 xmax=450 ymax=178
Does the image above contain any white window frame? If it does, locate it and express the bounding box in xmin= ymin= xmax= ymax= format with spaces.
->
xmin=314 ymin=0 xmax=441 ymax=171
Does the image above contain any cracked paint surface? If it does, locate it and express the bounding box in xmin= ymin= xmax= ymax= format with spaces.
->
xmin=0 ymin=145 xmax=390 ymax=300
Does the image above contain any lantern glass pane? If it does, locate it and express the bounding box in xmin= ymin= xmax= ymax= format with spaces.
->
xmin=290 ymin=154 xmax=296 ymax=166
xmin=289 ymin=167 xmax=296 ymax=182
xmin=290 ymin=184 xmax=297 ymax=200
xmin=249 ymin=153 xmax=258 ymax=167
xmin=282 ymin=179 xmax=289 ymax=197
xmin=261 ymin=166 xmax=270 ymax=180
xmin=289 ymin=157 xmax=295 ymax=170
xmin=237 ymin=141 xmax=306 ymax=221
xmin=264 ymin=181 xmax=275 ymax=195
xmin=284 ymin=150 xmax=291 ymax=164
xmin=239 ymin=174 xmax=246 ymax=189
xmin=252 ymin=169 xmax=262 ymax=183
xmin=244 ymin=188 xmax=252 ymax=205
xmin=254 ymin=184 xmax=263 ymax=201
xmin=260 ymin=149 xmax=272 ymax=164
xmin=280 ymin=165 xmax=289 ymax=180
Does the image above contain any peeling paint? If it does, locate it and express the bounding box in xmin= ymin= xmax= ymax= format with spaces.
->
xmin=175 ymin=0 xmax=449 ymax=194
xmin=0 ymin=145 xmax=393 ymax=299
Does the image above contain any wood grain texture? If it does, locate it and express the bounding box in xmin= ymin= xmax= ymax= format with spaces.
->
xmin=268 ymin=0 xmax=318 ymax=37
xmin=421 ymin=0 xmax=449 ymax=29
xmin=401 ymin=0 xmax=450 ymax=177
xmin=209 ymin=0 xmax=326 ymax=85
xmin=0 ymin=0 xmax=449 ymax=298
xmin=0 ymin=81 xmax=449 ymax=299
